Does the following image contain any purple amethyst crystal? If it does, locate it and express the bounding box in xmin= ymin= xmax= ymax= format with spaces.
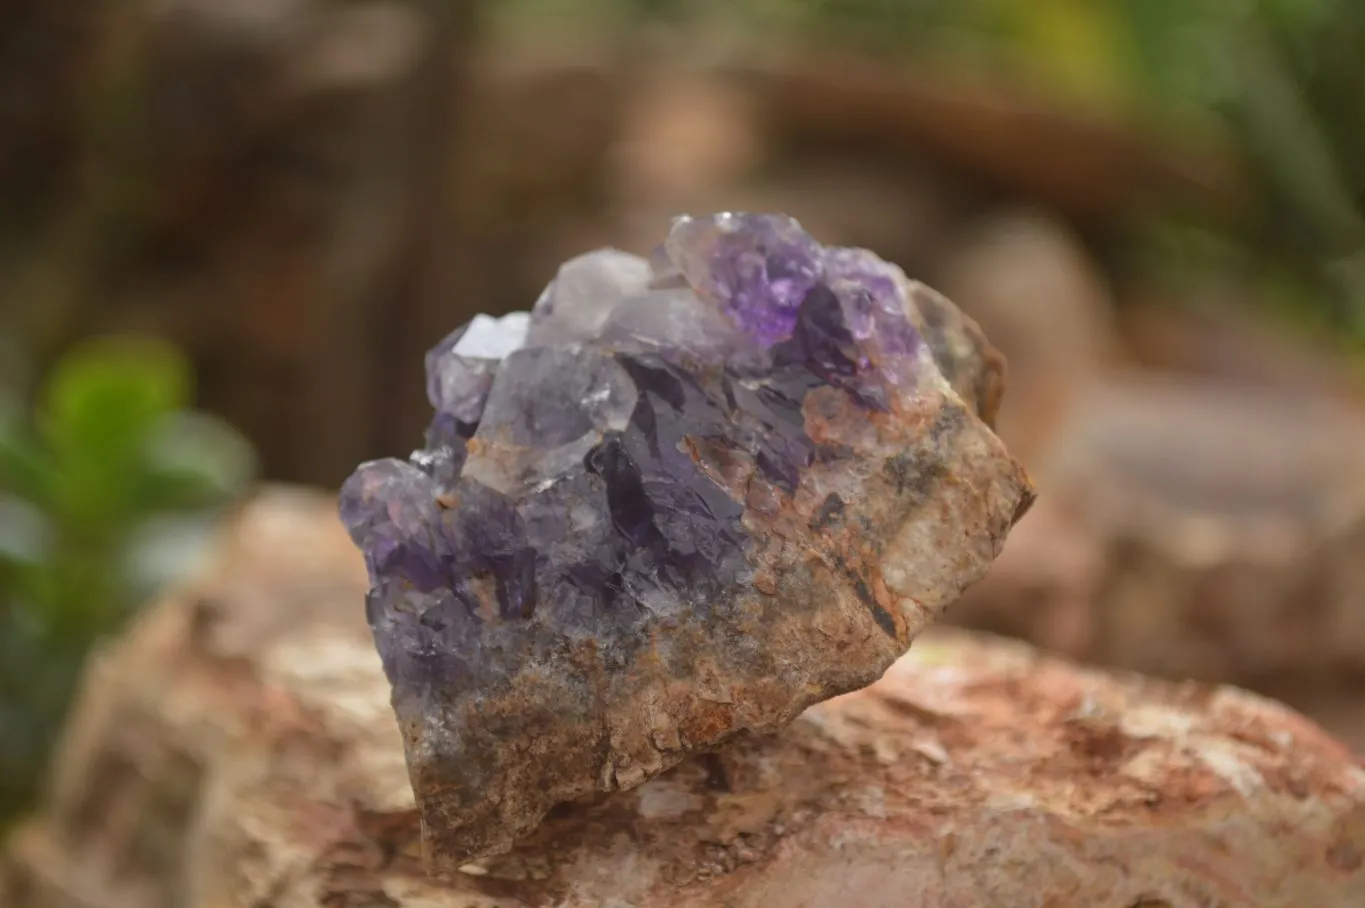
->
xmin=338 ymin=213 xmax=1033 ymax=872
xmin=664 ymin=213 xmax=824 ymax=346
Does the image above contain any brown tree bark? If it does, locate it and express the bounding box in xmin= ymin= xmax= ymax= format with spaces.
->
xmin=0 ymin=0 xmax=627 ymax=488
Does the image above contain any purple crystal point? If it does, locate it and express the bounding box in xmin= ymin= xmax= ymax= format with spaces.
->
xmin=822 ymin=245 xmax=927 ymax=387
xmin=339 ymin=458 xmax=449 ymax=593
xmin=662 ymin=213 xmax=823 ymax=347
xmin=337 ymin=212 xmax=1034 ymax=872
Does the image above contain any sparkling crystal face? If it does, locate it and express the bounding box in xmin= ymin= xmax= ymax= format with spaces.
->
xmin=340 ymin=213 xmax=932 ymax=691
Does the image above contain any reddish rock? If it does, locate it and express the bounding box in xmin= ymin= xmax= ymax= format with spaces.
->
xmin=3 ymin=487 xmax=1362 ymax=907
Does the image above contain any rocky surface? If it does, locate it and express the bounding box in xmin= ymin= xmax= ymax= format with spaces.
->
xmin=4 ymin=487 xmax=1363 ymax=908
xmin=952 ymin=372 xmax=1365 ymax=696
xmin=938 ymin=209 xmax=1121 ymax=470
xmin=923 ymin=211 xmax=1365 ymax=741
xmin=338 ymin=213 xmax=1033 ymax=869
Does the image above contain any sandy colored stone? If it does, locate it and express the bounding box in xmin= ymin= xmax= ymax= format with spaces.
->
xmin=938 ymin=209 xmax=1123 ymax=470
xmin=934 ymin=220 xmax=1365 ymax=732
xmin=953 ymin=373 xmax=1365 ymax=700
xmin=4 ymin=486 xmax=1364 ymax=907
xmin=1119 ymin=294 xmax=1365 ymax=410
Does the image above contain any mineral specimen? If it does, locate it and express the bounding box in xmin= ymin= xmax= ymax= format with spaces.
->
xmin=339 ymin=213 xmax=1034 ymax=872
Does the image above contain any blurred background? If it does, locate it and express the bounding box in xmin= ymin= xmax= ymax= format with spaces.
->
xmin=4 ymin=0 xmax=1365 ymax=835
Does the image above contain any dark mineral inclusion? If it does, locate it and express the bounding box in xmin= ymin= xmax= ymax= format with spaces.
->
xmin=339 ymin=213 xmax=1034 ymax=871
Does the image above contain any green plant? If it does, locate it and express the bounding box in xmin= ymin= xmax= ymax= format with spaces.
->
xmin=0 ymin=335 xmax=255 ymax=832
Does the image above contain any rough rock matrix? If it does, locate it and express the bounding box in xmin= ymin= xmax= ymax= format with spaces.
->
xmin=338 ymin=213 xmax=1033 ymax=868
xmin=4 ymin=490 xmax=1362 ymax=908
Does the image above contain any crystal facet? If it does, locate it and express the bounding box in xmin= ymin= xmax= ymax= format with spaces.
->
xmin=664 ymin=213 xmax=824 ymax=347
xmin=528 ymin=249 xmax=652 ymax=345
xmin=424 ymin=311 xmax=531 ymax=430
xmin=338 ymin=212 xmax=1033 ymax=871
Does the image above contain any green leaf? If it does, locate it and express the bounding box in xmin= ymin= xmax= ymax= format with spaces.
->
xmin=1003 ymin=0 xmax=1133 ymax=110
xmin=0 ymin=496 xmax=52 ymax=570
xmin=0 ymin=394 xmax=54 ymax=506
xmin=39 ymin=335 xmax=190 ymax=456
xmin=133 ymin=411 xmax=257 ymax=512
xmin=120 ymin=513 xmax=224 ymax=606
xmin=37 ymin=336 xmax=192 ymax=528
xmin=0 ymin=331 xmax=258 ymax=835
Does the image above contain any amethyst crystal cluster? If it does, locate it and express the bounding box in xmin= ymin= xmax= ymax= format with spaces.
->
xmin=339 ymin=213 xmax=1032 ymax=871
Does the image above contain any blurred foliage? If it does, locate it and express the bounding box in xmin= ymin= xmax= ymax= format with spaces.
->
xmin=1116 ymin=0 xmax=1365 ymax=335
xmin=0 ymin=336 xmax=255 ymax=834
xmin=501 ymin=0 xmax=1365 ymax=337
xmin=729 ymin=0 xmax=1365 ymax=333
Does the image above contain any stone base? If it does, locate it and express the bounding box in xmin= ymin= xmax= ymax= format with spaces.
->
xmin=3 ymin=486 xmax=1363 ymax=907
